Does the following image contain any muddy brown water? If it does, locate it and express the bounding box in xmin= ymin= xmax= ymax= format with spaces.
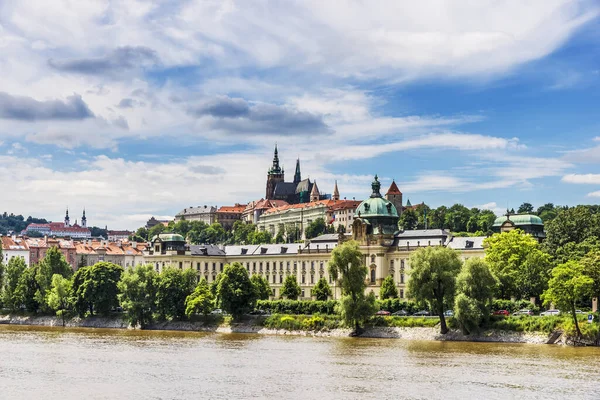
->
xmin=0 ymin=325 xmax=599 ymax=399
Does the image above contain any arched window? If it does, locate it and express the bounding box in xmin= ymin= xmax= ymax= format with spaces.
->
xmin=371 ymin=255 xmax=376 ymax=263
xmin=370 ymin=269 xmax=376 ymax=284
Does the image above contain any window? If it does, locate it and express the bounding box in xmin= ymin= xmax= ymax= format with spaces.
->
xmin=196 ymin=262 xmax=200 ymax=271
xmin=220 ymin=263 xmax=224 ymax=271
xmin=273 ymin=275 xmax=276 ymax=284
xmin=272 ymin=288 xmax=276 ymax=297
xmin=400 ymin=289 xmax=404 ymax=299
xmin=279 ymin=275 xmax=283 ymax=284
xmin=371 ymin=254 xmax=376 ymax=263
xmin=370 ymin=269 xmax=376 ymax=283
xmin=401 ymin=259 xmax=405 ymax=269
xmin=212 ymin=262 xmax=216 ymax=271
xmin=400 ymin=273 xmax=404 ymax=284
xmin=179 ymin=262 xmax=183 ymax=269
xmin=310 ymin=274 xmax=314 ymax=284
xmin=205 ymin=262 xmax=208 ymax=271
xmin=302 ymin=275 xmax=305 ymax=284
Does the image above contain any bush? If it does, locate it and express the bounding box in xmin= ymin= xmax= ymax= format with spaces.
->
xmin=367 ymin=316 xmax=440 ymax=328
xmin=261 ymin=314 xmax=341 ymax=331
xmin=376 ymin=299 xmax=418 ymax=314
xmin=302 ymin=316 xmax=326 ymax=331
xmin=255 ymin=300 xmax=337 ymax=315
xmin=454 ymin=293 xmax=482 ymax=335
xmin=491 ymin=299 xmax=540 ymax=314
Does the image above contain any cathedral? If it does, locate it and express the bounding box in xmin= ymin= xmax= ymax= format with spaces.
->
xmin=265 ymin=145 xmax=328 ymax=204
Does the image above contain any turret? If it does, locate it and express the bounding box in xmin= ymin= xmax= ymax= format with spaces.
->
xmin=310 ymin=181 xmax=320 ymax=202
xmin=64 ymin=208 xmax=70 ymax=227
xmin=294 ymin=158 xmax=301 ymax=184
xmin=332 ymin=180 xmax=340 ymax=201
xmin=385 ymin=180 xmax=403 ymax=216
xmin=266 ymin=144 xmax=285 ymax=199
xmin=81 ymin=208 xmax=87 ymax=228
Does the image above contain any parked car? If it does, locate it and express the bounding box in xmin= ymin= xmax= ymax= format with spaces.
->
xmin=210 ymin=309 xmax=225 ymax=315
xmin=513 ymin=309 xmax=534 ymax=316
xmin=575 ymin=310 xmax=586 ymax=315
xmin=444 ymin=310 xmax=454 ymax=317
xmin=375 ymin=310 xmax=391 ymax=316
xmin=392 ymin=310 xmax=409 ymax=316
xmin=492 ymin=310 xmax=510 ymax=316
xmin=413 ymin=310 xmax=430 ymax=316
xmin=540 ymin=309 xmax=560 ymax=316
xmin=249 ymin=309 xmax=270 ymax=316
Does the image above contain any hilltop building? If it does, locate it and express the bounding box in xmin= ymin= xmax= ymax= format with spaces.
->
xmin=25 ymin=209 xmax=91 ymax=239
xmin=175 ymin=205 xmax=218 ymax=224
xmin=491 ymin=214 xmax=546 ymax=241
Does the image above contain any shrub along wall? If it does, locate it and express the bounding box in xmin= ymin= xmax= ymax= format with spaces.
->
xmin=256 ymin=300 xmax=337 ymax=315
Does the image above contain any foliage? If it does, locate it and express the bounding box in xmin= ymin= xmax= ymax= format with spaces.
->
xmin=491 ymin=299 xmax=540 ymax=314
xmin=379 ymin=275 xmax=398 ymax=299
xmin=454 ymin=293 xmax=482 ymax=335
xmin=0 ymin=212 xmax=47 ymax=235
xmin=580 ymin=251 xmax=600 ymax=310
xmin=118 ymin=264 xmax=158 ymax=328
xmin=456 ymin=258 xmax=497 ymax=317
xmin=407 ymin=246 xmax=462 ymax=334
xmin=155 ymin=268 xmax=197 ymax=320
xmin=368 ymin=316 xmax=441 ymax=328
xmin=72 ymin=262 xmax=123 ymax=317
xmin=311 ymin=277 xmax=332 ymax=301
xmin=35 ymin=246 xmax=73 ymax=312
xmin=217 ymin=262 xmax=257 ymax=319
xmin=250 ymin=274 xmax=271 ymax=300
xmin=484 ymin=230 xmax=551 ymax=299
xmin=185 ymin=278 xmax=214 ymax=318
xmin=328 ymin=240 xmax=373 ymax=330
xmin=255 ymin=300 xmax=338 ymax=315
xmin=46 ymin=274 xmax=72 ymax=324
xmin=261 ymin=314 xmax=342 ymax=331
xmin=280 ymin=275 xmax=301 ymax=300
xmin=518 ymin=202 xmax=535 ymax=214
xmin=544 ymin=205 xmax=600 ymax=261
xmin=398 ymin=208 xmax=417 ymax=230
xmin=305 ymin=218 xmax=333 ymax=239
xmin=542 ymin=261 xmax=593 ymax=338
xmin=2 ymin=256 xmax=27 ymax=311
xmin=14 ymin=267 xmax=39 ymax=312
xmin=376 ymin=299 xmax=418 ymax=314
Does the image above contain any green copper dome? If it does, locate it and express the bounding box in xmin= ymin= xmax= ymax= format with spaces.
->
xmin=154 ymin=233 xmax=186 ymax=242
xmin=356 ymin=175 xmax=399 ymax=218
xmin=492 ymin=214 xmax=544 ymax=227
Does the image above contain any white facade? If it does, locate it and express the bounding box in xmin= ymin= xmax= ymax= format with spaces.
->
xmin=1 ymin=236 xmax=30 ymax=266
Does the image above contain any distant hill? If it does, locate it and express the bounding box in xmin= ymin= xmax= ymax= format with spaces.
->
xmin=0 ymin=213 xmax=48 ymax=235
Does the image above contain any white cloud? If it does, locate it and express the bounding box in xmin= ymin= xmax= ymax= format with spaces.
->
xmin=562 ymin=173 xmax=600 ymax=184
xmin=587 ymin=191 xmax=600 ymax=198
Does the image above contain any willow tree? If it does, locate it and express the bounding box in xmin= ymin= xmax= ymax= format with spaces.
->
xmin=328 ymin=240 xmax=376 ymax=332
xmin=407 ymin=246 xmax=462 ymax=334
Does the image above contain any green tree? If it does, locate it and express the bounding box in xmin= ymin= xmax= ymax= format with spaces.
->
xmin=155 ymin=268 xmax=197 ymax=320
xmin=430 ymin=206 xmax=447 ymax=229
xmin=2 ymin=256 xmax=27 ymax=311
xmin=35 ymin=246 xmax=73 ymax=311
xmin=454 ymin=258 xmax=497 ymax=334
xmin=328 ymin=240 xmax=376 ymax=331
xmin=536 ymin=203 xmax=558 ymax=222
xmin=280 ymin=275 xmax=301 ymax=300
xmin=118 ymin=264 xmax=158 ymax=328
xmin=148 ymin=223 xmax=166 ymax=239
xmin=518 ymin=202 xmax=534 ymax=214
xmin=250 ymin=274 xmax=271 ymax=300
xmin=399 ymin=208 xmax=417 ymax=230
xmin=250 ymin=230 xmax=273 ymax=245
xmin=478 ymin=210 xmax=497 ymax=232
xmin=444 ymin=204 xmax=471 ymax=232
xmin=185 ymin=278 xmax=214 ymax=318
xmin=407 ymin=246 xmax=463 ymax=334
xmin=46 ymin=274 xmax=72 ymax=326
xmin=305 ymin=218 xmax=328 ymax=239
xmin=217 ymin=262 xmax=256 ymax=319
xmin=311 ymin=277 xmax=332 ymax=301
xmin=379 ymin=275 xmax=398 ymax=299
xmin=542 ymin=261 xmax=593 ymax=338
xmin=484 ymin=230 xmax=550 ymax=299
xmin=15 ymin=267 xmax=39 ymax=312
xmin=72 ymin=262 xmax=123 ymax=317
xmin=544 ymin=206 xmax=600 ymax=259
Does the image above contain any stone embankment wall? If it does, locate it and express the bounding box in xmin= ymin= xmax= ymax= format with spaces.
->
xmin=0 ymin=315 xmax=553 ymax=344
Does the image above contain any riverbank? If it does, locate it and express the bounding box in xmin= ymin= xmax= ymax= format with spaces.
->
xmin=0 ymin=314 xmax=560 ymax=344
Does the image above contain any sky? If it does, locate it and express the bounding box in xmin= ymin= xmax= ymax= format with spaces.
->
xmin=0 ymin=0 xmax=599 ymax=230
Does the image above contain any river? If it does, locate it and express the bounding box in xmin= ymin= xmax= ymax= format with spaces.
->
xmin=0 ymin=325 xmax=599 ymax=400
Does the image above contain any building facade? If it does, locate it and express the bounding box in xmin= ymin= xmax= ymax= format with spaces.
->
xmin=1 ymin=235 xmax=30 ymax=266
xmin=175 ymin=206 xmax=218 ymax=224
xmin=216 ymin=204 xmax=247 ymax=229
xmin=491 ymin=214 xmax=546 ymax=241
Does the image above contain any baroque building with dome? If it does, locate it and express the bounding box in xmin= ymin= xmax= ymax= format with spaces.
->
xmin=143 ymin=175 xmax=488 ymax=300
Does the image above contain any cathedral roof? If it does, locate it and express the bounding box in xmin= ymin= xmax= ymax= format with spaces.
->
xmin=295 ymin=178 xmax=311 ymax=194
xmin=386 ymin=180 xmax=402 ymax=195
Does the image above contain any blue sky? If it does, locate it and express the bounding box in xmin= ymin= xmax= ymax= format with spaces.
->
xmin=0 ymin=0 xmax=599 ymax=230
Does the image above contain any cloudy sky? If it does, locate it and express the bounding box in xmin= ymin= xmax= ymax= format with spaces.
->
xmin=0 ymin=0 xmax=599 ymax=230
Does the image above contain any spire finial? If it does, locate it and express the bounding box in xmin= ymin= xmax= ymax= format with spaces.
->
xmin=371 ymin=175 xmax=381 ymax=198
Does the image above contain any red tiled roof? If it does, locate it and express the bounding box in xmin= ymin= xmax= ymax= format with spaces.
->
xmin=1 ymin=236 xmax=29 ymax=250
xmin=217 ymin=204 xmax=247 ymax=213
xmin=386 ymin=181 xmax=402 ymax=195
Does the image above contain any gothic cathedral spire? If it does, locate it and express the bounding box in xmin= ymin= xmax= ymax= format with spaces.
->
xmin=332 ymin=180 xmax=340 ymax=201
xmin=81 ymin=208 xmax=87 ymax=228
xmin=294 ymin=158 xmax=301 ymax=184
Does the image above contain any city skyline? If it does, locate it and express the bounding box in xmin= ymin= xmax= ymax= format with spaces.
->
xmin=0 ymin=1 xmax=599 ymax=230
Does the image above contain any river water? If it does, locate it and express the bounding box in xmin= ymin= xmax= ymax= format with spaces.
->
xmin=0 ymin=325 xmax=599 ymax=400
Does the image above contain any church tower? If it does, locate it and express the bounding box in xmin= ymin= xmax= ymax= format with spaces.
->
xmin=332 ymin=180 xmax=340 ymax=201
xmin=64 ymin=208 xmax=71 ymax=227
xmin=310 ymin=181 xmax=320 ymax=202
xmin=293 ymin=158 xmax=301 ymax=184
xmin=266 ymin=144 xmax=285 ymax=200
xmin=81 ymin=208 xmax=87 ymax=228
xmin=385 ymin=180 xmax=403 ymax=216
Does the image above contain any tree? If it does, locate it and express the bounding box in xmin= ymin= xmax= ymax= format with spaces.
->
xmin=2 ymin=256 xmax=27 ymax=311
xmin=15 ymin=267 xmax=41 ymax=312
xmin=185 ymin=278 xmax=214 ymax=318
xmin=118 ymin=265 xmax=158 ymax=328
xmin=250 ymin=274 xmax=271 ymax=300
xmin=35 ymin=246 xmax=73 ymax=311
xmin=305 ymin=218 xmax=328 ymax=239
xmin=379 ymin=275 xmax=398 ymax=299
xmin=542 ymin=261 xmax=593 ymax=338
xmin=430 ymin=206 xmax=447 ymax=229
xmin=328 ymin=240 xmax=376 ymax=331
xmin=250 ymin=230 xmax=273 ymax=245
xmin=518 ymin=202 xmax=534 ymax=214
xmin=46 ymin=274 xmax=72 ymax=326
xmin=155 ymin=268 xmax=197 ymax=320
xmin=484 ymin=230 xmax=550 ymax=299
xmin=407 ymin=246 xmax=463 ymax=334
xmin=0 ymin=247 xmax=4 ymax=300
xmin=280 ymin=275 xmax=301 ymax=300
xmin=454 ymin=258 xmax=497 ymax=334
xmin=398 ymin=208 xmax=417 ymax=230
xmin=444 ymin=204 xmax=471 ymax=232
xmin=544 ymin=206 xmax=600 ymax=259
xmin=217 ymin=262 xmax=256 ymax=319
xmin=311 ymin=277 xmax=332 ymax=301
xmin=72 ymin=262 xmax=123 ymax=317
xmin=536 ymin=203 xmax=558 ymax=222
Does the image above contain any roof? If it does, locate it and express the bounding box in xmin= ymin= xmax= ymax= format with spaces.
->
xmin=356 ymin=197 xmax=399 ymax=218
xmin=254 ymin=199 xmax=289 ymax=210
xmin=446 ymin=236 xmax=486 ymax=250
xmin=394 ymin=229 xmax=452 ymax=247
xmin=225 ymin=244 xmax=299 ymax=256
xmin=386 ymin=180 xmax=402 ymax=195
xmin=154 ymin=233 xmax=186 ymax=242
xmin=273 ymin=182 xmax=297 ymax=197
xmin=492 ymin=214 xmax=544 ymax=227
xmin=1 ymin=236 xmax=29 ymax=251
xmin=395 ymin=229 xmax=450 ymax=238
xmin=176 ymin=206 xmax=217 ymax=217
xmin=107 ymin=230 xmax=131 ymax=235
xmin=295 ymin=178 xmax=311 ymax=194
xmin=309 ymin=233 xmax=339 ymax=243
xmin=190 ymin=244 xmax=226 ymax=256
xmin=329 ymin=200 xmax=362 ymax=211
xmin=217 ymin=204 xmax=247 ymax=213
xmin=262 ymin=199 xmax=334 ymax=215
